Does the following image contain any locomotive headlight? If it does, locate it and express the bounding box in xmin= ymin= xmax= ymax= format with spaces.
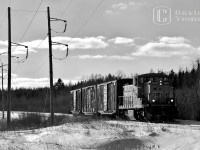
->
xmin=152 ymin=99 xmax=155 ymax=103
xmin=171 ymin=99 xmax=174 ymax=102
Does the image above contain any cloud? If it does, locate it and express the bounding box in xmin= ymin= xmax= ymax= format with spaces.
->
xmin=4 ymin=77 xmax=78 ymax=88
xmin=18 ymin=36 xmax=136 ymax=51
xmin=108 ymin=37 xmax=135 ymax=45
xmin=106 ymin=1 xmax=149 ymax=14
xmin=105 ymin=10 xmax=117 ymax=14
xmin=11 ymin=78 xmax=50 ymax=88
xmin=112 ymin=3 xmax=128 ymax=10
xmin=23 ymin=36 xmax=108 ymax=51
xmin=71 ymin=55 xmax=135 ymax=60
xmin=0 ymin=40 xmax=37 ymax=55
xmin=108 ymin=55 xmax=135 ymax=60
xmin=61 ymin=37 xmax=108 ymax=50
xmin=158 ymin=36 xmax=190 ymax=44
xmin=132 ymin=37 xmax=200 ymax=58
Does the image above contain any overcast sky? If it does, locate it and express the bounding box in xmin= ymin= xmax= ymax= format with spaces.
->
xmin=0 ymin=0 xmax=200 ymax=88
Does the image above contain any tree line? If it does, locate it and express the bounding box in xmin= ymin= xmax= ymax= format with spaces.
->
xmin=169 ymin=60 xmax=200 ymax=120
xmin=0 ymin=63 xmax=199 ymax=120
xmin=0 ymin=73 xmax=124 ymax=114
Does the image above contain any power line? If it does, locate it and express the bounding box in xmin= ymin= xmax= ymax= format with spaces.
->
xmin=11 ymin=9 xmax=46 ymax=13
xmin=59 ymin=0 xmax=104 ymax=51
xmin=35 ymin=0 xmax=73 ymax=49
xmin=18 ymin=0 xmax=44 ymax=42
xmin=0 ymin=12 xmax=7 ymax=29
xmin=0 ymin=0 xmax=12 ymax=29
xmin=59 ymin=0 xmax=73 ymax=17
xmin=12 ymin=0 xmax=45 ymax=53
xmin=69 ymin=0 xmax=104 ymax=42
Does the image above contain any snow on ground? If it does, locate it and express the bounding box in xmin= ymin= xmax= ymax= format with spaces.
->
xmin=0 ymin=112 xmax=200 ymax=150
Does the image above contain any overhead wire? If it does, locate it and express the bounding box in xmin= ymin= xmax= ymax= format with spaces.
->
xmin=68 ymin=0 xmax=104 ymax=44
xmin=12 ymin=0 xmax=45 ymax=54
xmin=11 ymin=9 xmax=46 ymax=13
xmin=36 ymin=0 xmax=73 ymax=49
xmin=53 ymin=0 xmax=104 ymax=60
xmin=0 ymin=12 xmax=7 ymax=29
xmin=59 ymin=0 xmax=73 ymax=17
xmin=0 ymin=0 xmax=12 ymax=29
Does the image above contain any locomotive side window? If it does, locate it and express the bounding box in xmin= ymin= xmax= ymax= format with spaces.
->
xmin=164 ymin=77 xmax=168 ymax=81
xmin=154 ymin=77 xmax=158 ymax=81
xmin=140 ymin=77 xmax=144 ymax=83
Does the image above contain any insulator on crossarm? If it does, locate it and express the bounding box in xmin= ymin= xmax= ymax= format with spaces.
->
xmin=63 ymin=21 xmax=67 ymax=33
xmin=26 ymin=49 xmax=28 ymax=59
xmin=66 ymin=45 xmax=69 ymax=57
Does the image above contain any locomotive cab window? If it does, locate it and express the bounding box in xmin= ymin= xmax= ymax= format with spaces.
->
xmin=154 ymin=77 xmax=158 ymax=81
xmin=164 ymin=77 xmax=168 ymax=81
xmin=140 ymin=77 xmax=144 ymax=83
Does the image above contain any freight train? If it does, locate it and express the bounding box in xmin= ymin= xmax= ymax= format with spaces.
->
xmin=70 ymin=72 xmax=178 ymax=121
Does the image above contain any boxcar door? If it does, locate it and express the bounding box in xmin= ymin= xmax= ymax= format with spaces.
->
xmin=107 ymin=83 xmax=115 ymax=111
xmin=103 ymin=84 xmax=108 ymax=111
xmin=76 ymin=90 xmax=81 ymax=112
xmin=98 ymin=85 xmax=104 ymax=111
xmin=82 ymin=89 xmax=86 ymax=112
xmin=91 ymin=87 xmax=95 ymax=112
xmin=73 ymin=91 xmax=76 ymax=111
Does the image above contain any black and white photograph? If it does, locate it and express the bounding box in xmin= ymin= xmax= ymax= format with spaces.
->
xmin=0 ymin=0 xmax=200 ymax=149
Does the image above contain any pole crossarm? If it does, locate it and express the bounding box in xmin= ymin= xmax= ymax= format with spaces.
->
xmin=0 ymin=52 xmax=8 ymax=55
xmin=11 ymin=42 xmax=28 ymax=48
xmin=0 ymin=64 xmax=8 ymax=67
xmin=52 ymin=42 xmax=68 ymax=46
xmin=50 ymin=17 xmax=66 ymax=22
xmin=11 ymin=42 xmax=29 ymax=60
xmin=50 ymin=17 xmax=67 ymax=33
xmin=52 ymin=42 xmax=69 ymax=57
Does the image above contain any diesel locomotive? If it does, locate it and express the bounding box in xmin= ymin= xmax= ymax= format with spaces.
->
xmin=70 ymin=72 xmax=178 ymax=121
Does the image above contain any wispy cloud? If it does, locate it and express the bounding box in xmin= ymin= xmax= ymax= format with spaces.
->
xmin=132 ymin=37 xmax=200 ymax=58
xmin=2 ymin=77 xmax=78 ymax=89
xmin=106 ymin=1 xmax=149 ymax=14
xmin=112 ymin=3 xmax=128 ymax=10
xmin=108 ymin=37 xmax=135 ymax=45
xmin=0 ymin=40 xmax=37 ymax=55
xmin=15 ymin=36 xmax=136 ymax=51
xmin=23 ymin=36 xmax=108 ymax=51
xmin=71 ymin=55 xmax=135 ymax=60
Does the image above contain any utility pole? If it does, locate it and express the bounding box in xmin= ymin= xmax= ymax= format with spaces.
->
xmin=7 ymin=7 xmax=11 ymax=128
xmin=47 ymin=7 xmax=54 ymax=125
xmin=0 ymin=63 xmax=6 ymax=119
xmin=0 ymin=63 xmax=8 ymax=119
xmin=1 ymin=63 xmax=3 ymax=119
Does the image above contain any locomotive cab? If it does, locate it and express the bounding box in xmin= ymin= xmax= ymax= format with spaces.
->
xmin=136 ymin=72 xmax=178 ymax=121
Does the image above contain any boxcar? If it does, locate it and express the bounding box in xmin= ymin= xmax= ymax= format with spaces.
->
xmin=70 ymin=79 xmax=133 ymax=116
xmin=96 ymin=79 xmax=133 ymax=115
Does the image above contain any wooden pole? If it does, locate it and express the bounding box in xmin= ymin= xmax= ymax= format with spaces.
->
xmin=1 ymin=63 xmax=4 ymax=119
xmin=47 ymin=7 xmax=54 ymax=125
xmin=7 ymin=7 xmax=11 ymax=128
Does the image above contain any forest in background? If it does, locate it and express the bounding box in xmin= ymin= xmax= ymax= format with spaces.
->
xmin=0 ymin=61 xmax=199 ymax=120
xmin=0 ymin=73 xmax=125 ymax=114
xmin=169 ymin=60 xmax=200 ymax=120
